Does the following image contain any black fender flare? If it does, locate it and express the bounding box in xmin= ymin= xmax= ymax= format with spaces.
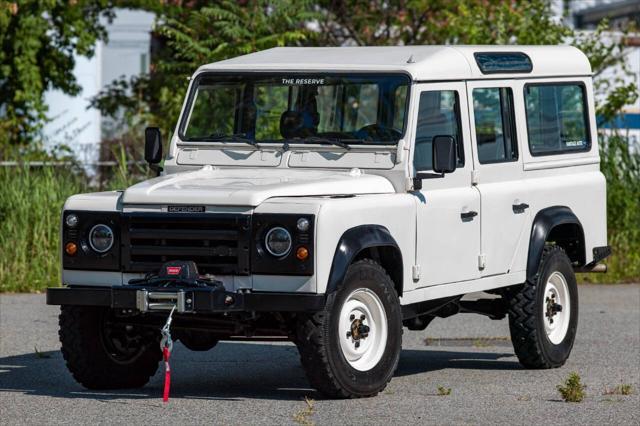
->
xmin=527 ymin=206 xmax=584 ymax=282
xmin=326 ymin=225 xmax=403 ymax=296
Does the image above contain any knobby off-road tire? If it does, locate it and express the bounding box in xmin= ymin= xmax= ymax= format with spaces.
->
xmin=296 ymin=259 xmax=403 ymax=398
xmin=508 ymin=246 xmax=578 ymax=369
xmin=178 ymin=330 xmax=219 ymax=352
xmin=59 ymin=306 xmax=161 ymax=389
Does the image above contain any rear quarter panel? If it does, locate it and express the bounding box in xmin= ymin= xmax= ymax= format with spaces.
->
xmin=511 ymin=76 xmax=607 ymax=270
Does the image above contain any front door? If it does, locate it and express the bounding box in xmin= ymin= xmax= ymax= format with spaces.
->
xmin=413 ymin=82 xmax=481 ymax=287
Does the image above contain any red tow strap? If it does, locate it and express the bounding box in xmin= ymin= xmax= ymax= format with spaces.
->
xmin=162 ymin=346 xmax=171 ymax=403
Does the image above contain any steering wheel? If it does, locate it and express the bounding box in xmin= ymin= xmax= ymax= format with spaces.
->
xmin=355 ymin=124 xmax=402 ymax=142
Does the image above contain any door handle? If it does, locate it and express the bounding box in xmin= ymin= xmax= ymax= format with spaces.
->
xmin=460 ymin=211 xmax=478 ymax=221
xmin=512 ymin=203 xmax=530 ymax=213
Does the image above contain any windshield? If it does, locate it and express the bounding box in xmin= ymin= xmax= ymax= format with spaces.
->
xmin=179 ymin=73 xmax=410 ymax=145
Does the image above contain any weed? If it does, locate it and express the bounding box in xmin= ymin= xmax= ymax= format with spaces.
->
xmin=603 ymin=384 xmax=633 ymax=396
xmin=34 ymin=346 xmax=51 ymax=359
xmin=557 ymin=372 xmax=586 ymax=402
xmin=472 ymin=339 xmax=490 ymax=348
xmin=293 ymin=396 xmax=315 ymax=426
xmin=437 ymin=386 xmax=452 ymax=396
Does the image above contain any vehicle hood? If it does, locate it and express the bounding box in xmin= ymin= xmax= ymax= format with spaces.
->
xmin=122 ymin=166 xmax=394 ymax=206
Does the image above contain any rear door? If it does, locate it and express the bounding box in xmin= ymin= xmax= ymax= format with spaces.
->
xmin=466 ymin=81 xmax=530 ymax=276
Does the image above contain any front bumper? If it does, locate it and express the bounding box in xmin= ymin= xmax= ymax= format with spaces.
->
xmin=46 ymin=286 xmax=325 ymax=314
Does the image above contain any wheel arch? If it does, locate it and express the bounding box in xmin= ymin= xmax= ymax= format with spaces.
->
xmin=527 ymin=206 xmax=585 ymax=282
xmin=326 ymin=225 xmax=403 ymax=297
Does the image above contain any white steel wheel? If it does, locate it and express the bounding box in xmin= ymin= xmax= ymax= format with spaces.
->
xmin=543 ymin=271 xmax=571 ymax=345
xmin=338 ymin=288 xmax=388 ymax=371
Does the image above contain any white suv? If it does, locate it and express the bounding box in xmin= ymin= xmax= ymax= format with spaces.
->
xmin=48 ymin=45 xmax=610 ymax=398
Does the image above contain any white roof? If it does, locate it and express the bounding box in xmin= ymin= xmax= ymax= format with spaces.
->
xmin=198 ymin=45 xmax=591 ymax=81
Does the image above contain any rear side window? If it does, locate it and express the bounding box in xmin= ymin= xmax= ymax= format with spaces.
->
xmin=524 ymin=83 xmax=590 ymax=156
xmin=413 ymin=90 xmax=464 ymax=171
xmin=472 ymin=87 xmax=518 ymax=164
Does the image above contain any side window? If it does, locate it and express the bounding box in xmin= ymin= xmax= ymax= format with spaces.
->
xmin=524 ymin=83 xmax=590 ymax=155
xmin=472 ymin=87 xmax=518 ymax=164
xmin=413 ymin=90 xmax=464 ymax=171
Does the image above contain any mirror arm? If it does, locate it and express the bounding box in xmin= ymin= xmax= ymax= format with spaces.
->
xmin=149 ymin=164 xmax=163 ymax=177
xmin=412 ymin=172 xmax=444 ymax=191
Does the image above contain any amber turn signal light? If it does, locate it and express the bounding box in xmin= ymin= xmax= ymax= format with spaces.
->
xmin=296 ymin=246 xmax=309 ymax=261
xmin=65 ymin=242 xmax=78 ymax=256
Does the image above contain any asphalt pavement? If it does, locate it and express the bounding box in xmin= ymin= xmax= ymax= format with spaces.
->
xmin=1 ymin=285 xmax=638 ymax=425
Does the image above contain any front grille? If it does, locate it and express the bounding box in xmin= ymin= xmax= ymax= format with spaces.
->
xmin=121 ymin=213 xmax=251 ymax=275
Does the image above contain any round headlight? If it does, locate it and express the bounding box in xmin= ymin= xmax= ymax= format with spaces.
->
xmin=65 ymin=214 xmax=79 ymax=228
xmin=264 ymin=227 xmax=292 ymax=257
xmin=89 ymin=224 xmax=114 ymax=253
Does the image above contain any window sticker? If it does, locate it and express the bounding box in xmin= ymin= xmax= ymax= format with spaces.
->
xmin=281 ymin=78 xmax=325 ymax=85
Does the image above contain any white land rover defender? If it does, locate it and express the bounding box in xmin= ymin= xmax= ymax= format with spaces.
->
xmin=47 ymin=46 xmax=610 ymax=398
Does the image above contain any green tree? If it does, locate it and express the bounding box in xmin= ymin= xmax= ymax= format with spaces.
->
xmin=91 ymin=0 xmax=317 ymax=137
xmin=314 ymin=0 xmax=570 ymax=46
xmin=0 ymin=1 xmax=115 ymax=145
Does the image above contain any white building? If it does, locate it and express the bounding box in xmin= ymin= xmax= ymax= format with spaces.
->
xmin=42 ymin=9 xmax=154 ymax=163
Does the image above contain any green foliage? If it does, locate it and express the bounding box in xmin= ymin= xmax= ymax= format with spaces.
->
xmin=1 ymin=0 xmax=638 ymax=291
xmin=0 ymin=1 xmax=114 ymax=144
xmin=582 ymin=134 xmax=640 ymax=283
xmin=91 ymin=0 xmax=317 ymax=137
xmin=0 ymin=142 xmax=146 ymax=292
xmin=557 ymin=372 xmax=586 ymax=402
xmin=0 ymin=164 xmax=87 ymax=292
xmin=315 ymin=0 xmax=570 ymax=46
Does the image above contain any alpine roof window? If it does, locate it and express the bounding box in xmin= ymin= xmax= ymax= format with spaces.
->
xmin=474 ymin=52 xmax=533 ymax=74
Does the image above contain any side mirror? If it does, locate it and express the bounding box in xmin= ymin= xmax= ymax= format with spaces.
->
xmin=144 ymin=127 xmax=163 ymax=175
xmin=432 ymin=135 xmax=457 ymax=174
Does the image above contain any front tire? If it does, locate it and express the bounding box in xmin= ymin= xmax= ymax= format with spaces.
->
xmin=59 ymin=306 xmax=161 ymax=389
xmin=508 ymin=246 xmax=578 ymax=368
xmin=177 ymin=330 xmax=219 ymax=351
xmin=296 ymin=259 xmax=402 ymax=398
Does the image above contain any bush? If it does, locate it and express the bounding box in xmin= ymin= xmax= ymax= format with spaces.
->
xmin=580 ymin=134 xmax=640 ymax=283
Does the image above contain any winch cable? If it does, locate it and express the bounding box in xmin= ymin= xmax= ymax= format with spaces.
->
xmin=160 ymin=306 xmax=176 ymax=403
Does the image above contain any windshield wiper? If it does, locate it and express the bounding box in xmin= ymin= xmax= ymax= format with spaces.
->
xmin=202 ymin=133 xmax=259 ymax=148
xmin=296 ymin=136 xmax=364 ymax=150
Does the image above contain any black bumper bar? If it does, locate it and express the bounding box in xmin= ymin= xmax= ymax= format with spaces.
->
xmin=46 ymin=286 xmax=325 ymax=314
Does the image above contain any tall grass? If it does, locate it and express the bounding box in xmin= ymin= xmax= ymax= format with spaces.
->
xmin=0 ymin=144 xmax=148 ymax=292
xmin=0 ymin=165 xmax=87 ymax=292
xmin=0 ymin=137 xmax=638 ymax=292
xmin=581 ymin=134 xmax=640 ymax=283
